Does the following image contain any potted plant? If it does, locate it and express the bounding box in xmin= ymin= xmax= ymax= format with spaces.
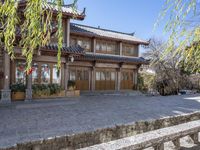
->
xmin=66 ymin=80 xmax=80 ymax=97
xmin=68 ymin=80 xmax=76 ymax=91
xmin=11 ymin=83 xmax=26 ymax=101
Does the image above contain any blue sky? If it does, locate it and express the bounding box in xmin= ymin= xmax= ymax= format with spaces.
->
xmin=70 ymin=0 xmax=169 ymax=54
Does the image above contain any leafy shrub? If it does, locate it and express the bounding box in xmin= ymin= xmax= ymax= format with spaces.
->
xmin=49 ymin=84 xmax=62 ymax=95
xmin=138 ymin=73 xmax=156 ymax=92
xmin=11 ymin=83 xmax=26 ymax=92
xmin=32 ymin=84 xmax=62 ymax=96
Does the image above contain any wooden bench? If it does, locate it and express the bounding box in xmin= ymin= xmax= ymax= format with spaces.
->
xmin=78 ymin=120 xmax=200 ymax=150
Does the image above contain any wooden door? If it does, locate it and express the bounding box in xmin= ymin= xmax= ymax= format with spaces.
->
xmin=69 ymin=67 xmax=90 ymax=91
xmin=121 ymin=70 xmax=134 ymax=90
xmin=76 ymin=69 xmax=89 ymax=91
xmin=95 ymin=69 xmax=116 ymax=90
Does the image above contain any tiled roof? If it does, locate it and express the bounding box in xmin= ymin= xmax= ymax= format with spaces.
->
xmin=43 ymin=2 xmax=85 ymax=17
xmin=70 ymin=23 xmax=149 ymax=45
xmin=78 ymin=53 xmax=149 ymax=64
xmin=41 ymin=44 xmax=85 ymax=55
xmin=17 ymin=1 xmax=85 ymax=19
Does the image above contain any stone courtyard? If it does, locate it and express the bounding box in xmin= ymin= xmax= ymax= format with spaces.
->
xmin=1 ymin=94 xmax=200 ymax=149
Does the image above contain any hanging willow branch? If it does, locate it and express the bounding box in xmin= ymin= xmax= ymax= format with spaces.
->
xmin=0 ymin=0 xmax=77 ymax=73
xmin=0 ymin=0 xmax=18 ymax=59
xmin=21 ymin=0 xmax=46 ymax=72
xmin=157 ymin=0 xmax=200 ymax=72
xmin=56 ymin=0 xmax=63 ymax=70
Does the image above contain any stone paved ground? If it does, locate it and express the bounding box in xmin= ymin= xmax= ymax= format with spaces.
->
xmin=1 ymin=94 xmax=200 ymax=148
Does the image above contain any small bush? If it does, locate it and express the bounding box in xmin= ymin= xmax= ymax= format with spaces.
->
xmin=32 ymin=84 xmax=62 ymax=96
xmin=11 ymin=83 xmax=26 ymax=92
xmin=138 ymin=73 xmax=155 ymax=92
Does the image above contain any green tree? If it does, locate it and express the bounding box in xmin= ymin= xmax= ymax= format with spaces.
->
xmin=157 ymin=0 xmax=200 ymax=72
xmin=0 ymin=0 xmax=77 ymax=72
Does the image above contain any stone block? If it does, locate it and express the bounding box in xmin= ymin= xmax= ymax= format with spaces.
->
xmin=0 ymin=89 xmax=11 ymax=103
xmin=190 ymin=133 xmax=199 ymax=144
xmin=153 ymin=143 xmax=164 ymax=150
xmin=172 ymin=138 xmax=180 ymax=149
xmin=66 ymin=90 xmax=80 ymax=97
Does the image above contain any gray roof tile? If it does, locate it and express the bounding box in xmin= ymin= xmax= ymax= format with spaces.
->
xmin=17 ymin=1 xmax=85 ymax=18
xmin=70 ymin=23 xmax=149 ymax=45
xmin=42 ymin=44 xmax=85 ymax=55
xmin=78 ymin=53 xmax=149 ymax=64
xmin=43 ymin=2 xmax=84 ymax=16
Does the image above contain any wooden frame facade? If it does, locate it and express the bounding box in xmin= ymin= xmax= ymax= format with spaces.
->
xmin=0 ymin=2 xmax=149 ymax=102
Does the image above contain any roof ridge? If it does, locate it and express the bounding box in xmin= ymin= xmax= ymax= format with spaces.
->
xmin=71 ymin=23 xmax=135 ymax=36
xmin=47 ymin=2 xmax=73 ymax=8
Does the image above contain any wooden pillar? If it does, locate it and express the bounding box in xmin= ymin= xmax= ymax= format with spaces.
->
xmin=91 ymin=66 xmax=96 ymax=91
xmin=119 ymin=42 xmax=122 ymax=56
xmin=117 ymin=67 xmax=121 ymax=91
xmin=25 ymin=73 xmax=32 ymax=101
xmin=1 ymin=50 xmax=11 ymax=103
xmin=134 ymin=69 xmax=138 ymax=90
xmin=92 ymin=38 xmax=96 ymax=53
xmin=115 ymin=71 xmax=118 ymax=91
xmin=64 ymin=18 xmax=70 ymax=47
xmin=88 ymin=70 xmax=91 ymax=90
xmin=64 ymin=59 xmax=69 ymax=95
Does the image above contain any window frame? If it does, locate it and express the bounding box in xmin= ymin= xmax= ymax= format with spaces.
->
xmin=96 ymin=40 xmax=116 ymax=54
xmin=122 ymin=44 xmax=138 ymax=56
xmin=14 ymin=61 xmax=62 ymax=85
xmin=70 ymin=36 xmax=92 ymax=52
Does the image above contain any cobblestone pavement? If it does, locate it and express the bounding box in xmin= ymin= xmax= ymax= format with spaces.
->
xmin=1 ymin=94 xmax=200 ymax=148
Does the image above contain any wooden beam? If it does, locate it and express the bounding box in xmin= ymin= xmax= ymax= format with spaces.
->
xmin=64 ymin=59 xmax=69 ymax=94
xmin=92 ymin=38 xmax=96 ymax=53
xmin=119 ymin=42 xmax=122 ymax=56
xmin=95 ymin=63 xmax=119 ymax=68
xmin=91 ymin=66 xmax=96 ymax=91
xmin=117 ymin=68 xmax=121 ymax=91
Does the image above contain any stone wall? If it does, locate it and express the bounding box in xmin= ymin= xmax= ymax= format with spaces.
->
xmin=3 ymin=111 xmax=200 ymax=150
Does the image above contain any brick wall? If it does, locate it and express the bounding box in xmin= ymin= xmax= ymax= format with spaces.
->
xmin=3 ymin=111 xmax=200 ymax=150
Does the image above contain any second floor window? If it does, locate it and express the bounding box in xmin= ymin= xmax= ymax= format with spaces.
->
xmin=77 ymin=39 xmax=91 ymax=51
xmin=96 ymin=40 xmax=116 ymax=54
xmin=123 ymin=44 xmax=138 ymax=56
xmin=70 ymin=37 xmax=91 ymax=52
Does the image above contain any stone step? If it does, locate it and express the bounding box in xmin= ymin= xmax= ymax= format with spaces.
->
xmin=81 ymin=90 xmax=143 ymax=96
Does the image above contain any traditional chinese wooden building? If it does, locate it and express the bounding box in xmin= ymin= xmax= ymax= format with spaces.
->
xmin=0 ymin=1 xmax=149 ymax=102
